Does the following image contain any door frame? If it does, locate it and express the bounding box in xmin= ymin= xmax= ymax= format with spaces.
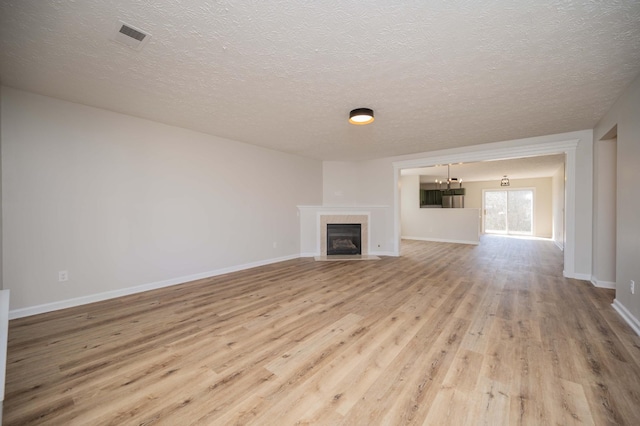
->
xmin=392 ymin=136 xmax=580 ymax=278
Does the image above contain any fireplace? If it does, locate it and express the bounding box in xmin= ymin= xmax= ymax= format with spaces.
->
xmin=318 ymin=214 xmax=368 ymax=256
xmin=326 ymin=223 xmax=362 ymax=255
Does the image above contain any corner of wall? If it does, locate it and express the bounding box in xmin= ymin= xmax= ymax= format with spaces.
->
xmin=612 ymin=299 xmax=640 ymax=336
xmin=322 ymin=161 xmax=359 ymax=205
xmin=2 ymin=88 xmax=322 ymax=313
xmin=593 ymin=73 xmax=640 ymax=331
xmin=0 ymin=85 xmax=3 ymax=291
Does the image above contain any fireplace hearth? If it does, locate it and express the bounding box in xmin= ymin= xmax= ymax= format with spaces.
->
xmin=327 ymin=223 xmax=362 ymax=255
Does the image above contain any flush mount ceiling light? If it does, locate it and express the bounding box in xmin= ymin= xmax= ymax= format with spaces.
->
xmin=349 ymin=108 xmax=374 ymax=125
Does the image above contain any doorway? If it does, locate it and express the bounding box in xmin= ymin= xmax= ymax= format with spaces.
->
xmin=483 ymin=189 xmax=534 ymax=235
xmin=392 ymin=137 xmax=579 ymax=277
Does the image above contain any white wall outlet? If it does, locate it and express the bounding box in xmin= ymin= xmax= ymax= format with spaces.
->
xmin=58 ymin=270 xmax=69 ymax=282
xmin=273 ymin=242 xmax=277 ymax=249
xmin=631 ymin=280 xmax=635 ymax=295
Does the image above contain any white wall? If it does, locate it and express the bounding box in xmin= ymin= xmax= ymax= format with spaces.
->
xmin=594 ymin=73 xmax=640 ymax=333
xmin=401 ymin=175 xmax=421 ymax=232
xmin=323 ymin=130 xmax=594 ymax=278
xmin=462 ymin=177 xmax=553 ymax=238
xmin=322 ymin=162 xmax=359 ymax=205
xmin=592 ymin=138 xmax=617 ymax=288
xmin=401 ymin=175 xmax=480 ymax=244
xmin=573 ymin=133 xmax=594 ymax=277
xmin=1 ymin=87 xmax=323 ymax=314
xmin=0 ymin=86 xmax=3 ymax=291
xmin=322 ymin=158 xmax=396 ymax=254
xmin=551 ymin=164 xmax=565 ymax=249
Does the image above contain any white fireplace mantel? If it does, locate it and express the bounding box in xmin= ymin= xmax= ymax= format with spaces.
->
xmin=297 ymin=205 xmax=393 ymax=257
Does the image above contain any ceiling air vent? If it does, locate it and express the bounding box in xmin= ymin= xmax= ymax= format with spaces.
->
xmin=111 ymin=20 xmax=151 ymax=51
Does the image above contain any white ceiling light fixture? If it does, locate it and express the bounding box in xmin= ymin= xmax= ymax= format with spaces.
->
xmin=349 ymin=108 xmax=374 ymax=125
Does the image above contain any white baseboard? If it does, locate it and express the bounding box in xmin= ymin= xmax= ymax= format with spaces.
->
xmin=299 ymin=252 xmax=319 ymax=258
xmin=554 ymin=240 xmax=564 ymax=251
xmin=9 ymin=254 xmax=300 ymax=320
xmin=402 ymin=236 xmax=479 ymax=245
xmin=563 ymin=271 xmax=591 ymax=281
xmin=301 ymin=250 xmax=396 ymax=258
xmin=590 ymin=277 xmax=616 ymax=289
xmin=612 ymin=299 xmax=640 ymax=336
xmin=0 ymin=290 xmax=10 ymax=404
xmin=370 ymin=250 xmax=396 ymax=256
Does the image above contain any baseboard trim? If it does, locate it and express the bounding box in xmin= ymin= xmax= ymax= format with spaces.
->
xmin=370 ymin=250 xmax=396 ymax=256
xmin=402 ymin=236 xmax=479 ymax=245
xmin=9 ymin=254 xmax=300 ymax=320
xmin=0 ymin=290 xmax=10 ymax=404
xmin=301 ymin=250 xmax=396 ymax=258
xmin=554 ymin=240 xmax=564 ymax=251
xmin=612 ymin=299 xmax=640 ymax=336
xmin=299 ymin=252 xmax=319 ymax=258
xmin=563 ymin=271 xmax=591 ymax=281
xmin=590 ymin=277 xmax=616 ymax=289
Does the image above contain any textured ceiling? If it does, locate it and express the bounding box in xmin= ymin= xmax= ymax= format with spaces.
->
xmin=401 ymin=154 xmax=565 ymax=183
xmin=1 ymin=1 xmax=639 ymax=161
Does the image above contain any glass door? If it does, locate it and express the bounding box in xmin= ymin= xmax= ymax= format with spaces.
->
xmin=483 ymin=189 xmax=533 ymax=235
xmin=484 ymin=191 xmax=507 ymax=233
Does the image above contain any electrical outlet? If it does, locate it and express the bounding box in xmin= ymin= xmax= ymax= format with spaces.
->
xmin=631 ymin=280 xmax=635 ymax=295
xmin=273 ymin=242 xmax=277 ymax=249
xmin=58 ymin=270 xmax=69 ymax=282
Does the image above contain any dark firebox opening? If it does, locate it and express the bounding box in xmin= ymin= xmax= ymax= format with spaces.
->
xmin=327 ymin=223 xmax=361 ymax=255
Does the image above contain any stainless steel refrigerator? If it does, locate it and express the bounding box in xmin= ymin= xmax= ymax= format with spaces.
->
xmin=442 ymin=195 xmax=464 ymax=208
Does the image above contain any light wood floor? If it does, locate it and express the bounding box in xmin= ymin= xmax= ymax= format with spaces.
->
xmin=5 ymin=237 xmax=640 ymax=425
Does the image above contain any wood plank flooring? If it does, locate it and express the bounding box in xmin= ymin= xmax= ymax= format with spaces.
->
xmin=5 ymin=236 xmax=640 ymax=425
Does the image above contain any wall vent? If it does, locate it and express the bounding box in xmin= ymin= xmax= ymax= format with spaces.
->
xmin=111 ymin=20 xmax=151 ymax=51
